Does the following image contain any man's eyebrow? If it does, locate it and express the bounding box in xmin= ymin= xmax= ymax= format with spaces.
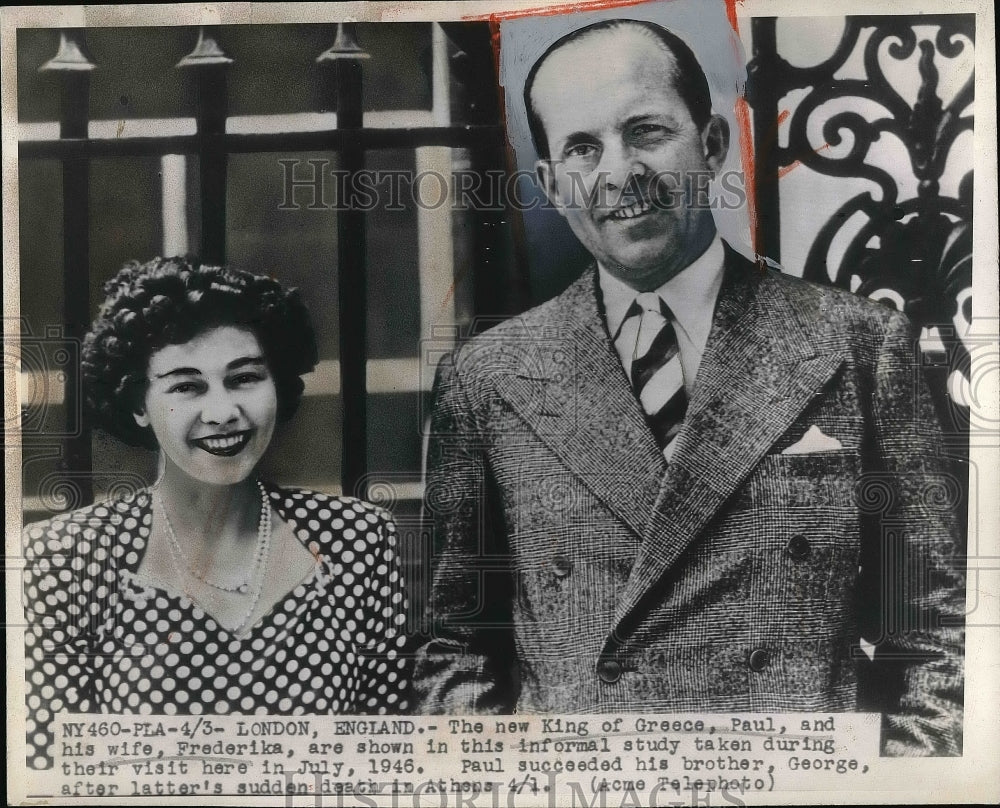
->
xmin=155 ymin=366 xmax=201 ymax=379
xmin=622 ymin=112 xmax=678 ymax=129
xmin=558 ymin=131 xmax=598 ymax=151
xmin=227 ymin=356 xmax=267 ymax=371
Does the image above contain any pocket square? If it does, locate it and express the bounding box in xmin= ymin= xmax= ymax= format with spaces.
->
xmin=782 ymin=424 xmax=843 ymax=455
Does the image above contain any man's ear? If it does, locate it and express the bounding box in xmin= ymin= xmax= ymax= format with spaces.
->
xmin=535 ymin=159 xmax=566 ymax=218
xmin=702 ymin=114 xmax=730 ymax=173
xmin=133 ymin=409 xmax=150 ymax=428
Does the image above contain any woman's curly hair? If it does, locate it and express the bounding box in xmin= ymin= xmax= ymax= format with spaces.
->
xmin=82 ymin=256 xmax=318 ymax=450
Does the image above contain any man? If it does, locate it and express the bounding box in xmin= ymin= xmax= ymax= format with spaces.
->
xmin=413 ymin=19 xmax=964 ymax=756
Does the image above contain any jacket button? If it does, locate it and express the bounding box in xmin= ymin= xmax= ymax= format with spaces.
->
xmin=596 ymin=659 xmax=622 ymax=683
xmin=552 ymin=555 xmax=572 ymax=577
xmin=748 ymin=649 xmax=771 ymax=672
xmin=786 ymin=534 xmax=811 ymax=560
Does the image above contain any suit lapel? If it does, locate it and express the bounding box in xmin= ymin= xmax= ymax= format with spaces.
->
xmin=496 ymin=268 xmax=666 ymax=540
xmin=494 ymin=251 xmax=846 ymax=636
xmin=611 ymin=250 xmax=846 ymax=632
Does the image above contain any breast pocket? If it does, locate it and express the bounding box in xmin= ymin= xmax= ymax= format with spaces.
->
xmin=718 ymin=449 xmax=864 ymax=597
xmin=747 ymin=448 xmax=861 ymax=505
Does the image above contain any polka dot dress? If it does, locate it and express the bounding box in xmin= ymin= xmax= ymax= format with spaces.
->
xmin=22 ymin=485 xmax=411 ymax=770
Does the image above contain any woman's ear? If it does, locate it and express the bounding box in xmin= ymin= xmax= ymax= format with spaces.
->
xmin=133 ymin=409 xmax=150 ymax=428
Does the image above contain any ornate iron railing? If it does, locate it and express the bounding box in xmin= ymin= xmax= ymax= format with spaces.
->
xmin=749 ymin=15 xmax=974 ymax=447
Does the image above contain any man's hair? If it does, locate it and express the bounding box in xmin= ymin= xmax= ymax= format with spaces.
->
xmin=524 ymin=19 xmax=713 ymax=161
xmin=82 ymin=256 xmax=318 ymax=449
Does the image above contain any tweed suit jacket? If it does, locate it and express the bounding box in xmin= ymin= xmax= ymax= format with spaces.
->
xmin=413 ymin=247 xmax=965 ymax=756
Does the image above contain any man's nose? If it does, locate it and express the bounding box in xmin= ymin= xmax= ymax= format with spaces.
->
xmin=199 ymin=387 xmax=240 ymax=426
xmin=597 ymin=140 xmax=647 ymax=191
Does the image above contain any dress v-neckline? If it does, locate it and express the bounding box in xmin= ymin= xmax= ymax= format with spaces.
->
xmin=119 ymin=485 xmax=330 ymax=639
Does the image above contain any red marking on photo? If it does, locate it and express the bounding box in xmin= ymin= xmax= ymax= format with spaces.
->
xmin=723 ymin=0 xmax=746 ymax=34
xmin=734 ymin=96 xmax=757 ymax=256
xmin=778 ymin=143 xmax=831 ymax=179
xmin=463 ymin=0 xmax=666 ymax=23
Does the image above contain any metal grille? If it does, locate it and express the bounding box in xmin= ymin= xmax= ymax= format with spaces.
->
xmin=749 ymin=15 xmax=974 ymax=443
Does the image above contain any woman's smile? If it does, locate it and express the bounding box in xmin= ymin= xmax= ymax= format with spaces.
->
xmin=191 ymin=430 xmax=253 ymax=456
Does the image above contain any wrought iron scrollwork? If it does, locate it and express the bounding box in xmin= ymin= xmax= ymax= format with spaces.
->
xmin=749 ymin=15 xmax=975 ymax=429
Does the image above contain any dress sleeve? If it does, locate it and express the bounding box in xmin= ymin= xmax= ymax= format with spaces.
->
xmin=22 ymin=513 xmax=100 ymax=769
xmin=355 ymin=508 xmax=412 ymax=714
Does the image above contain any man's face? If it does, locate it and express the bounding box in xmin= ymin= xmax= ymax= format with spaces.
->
xmin=532 ymin=28 xmax=728 ymax=291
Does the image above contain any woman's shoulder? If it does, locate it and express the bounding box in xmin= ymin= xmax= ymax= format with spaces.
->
xmin=263 ymin=483 xmax=398 ymax=555
xmin=264 ymin=483 xmax=395 ymax=524
xmin=21 ymin=489 xmax=151 ymax=568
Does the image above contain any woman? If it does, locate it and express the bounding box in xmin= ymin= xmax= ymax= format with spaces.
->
xmin=23 ymin=257 xmax=410 ymax=769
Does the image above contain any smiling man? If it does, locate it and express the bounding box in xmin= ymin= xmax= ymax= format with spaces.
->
xmin=414 ymin=19 xmax=964 ymax=757
xmin=529 ymin=21 xmax=727 ymax=292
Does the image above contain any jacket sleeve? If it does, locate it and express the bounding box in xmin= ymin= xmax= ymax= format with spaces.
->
xmin=860 ymin=311 xmax=966 ymax=755
xmin=412 ymin=350 xmax=519 ymax=713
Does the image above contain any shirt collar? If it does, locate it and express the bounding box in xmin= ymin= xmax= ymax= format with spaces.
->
xmin=599 ymin=233 xmax=726 ymax=349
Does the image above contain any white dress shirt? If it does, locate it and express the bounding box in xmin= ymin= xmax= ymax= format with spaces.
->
xmin=599 ymin=233 xmax=726 ymax=398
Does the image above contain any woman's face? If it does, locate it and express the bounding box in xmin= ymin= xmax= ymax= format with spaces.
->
xmin=135 ymin=325 xmax=278 ymax=487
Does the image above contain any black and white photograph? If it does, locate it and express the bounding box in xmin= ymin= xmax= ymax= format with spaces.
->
xmin=4 ymin=0 xmax=997 ymax=804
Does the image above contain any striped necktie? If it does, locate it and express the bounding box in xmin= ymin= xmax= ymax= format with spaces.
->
xmin=618 ymin=292 xmax=688 ymax=453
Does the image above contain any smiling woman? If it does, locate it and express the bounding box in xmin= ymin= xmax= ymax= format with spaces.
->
xmin=22 ymin=257 xmax=411 ymax=770
xmin=137 ymin=326 xmax=279 ymax=487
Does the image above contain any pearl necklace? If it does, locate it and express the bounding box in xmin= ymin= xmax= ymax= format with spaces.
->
xmin=154 ymin=480 xmax=271 ymax=597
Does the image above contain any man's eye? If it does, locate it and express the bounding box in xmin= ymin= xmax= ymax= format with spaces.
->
xmin=564 ymin=143 xmax=598 ymax=159
xmin=631 ymin=124 xmax=667 ymax=140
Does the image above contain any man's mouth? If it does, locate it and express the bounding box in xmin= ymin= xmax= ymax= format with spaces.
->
xmin=605 ymin=198 xmax=654 ymax=221
xmin=191 ymin=431 xmax=252 ymax=456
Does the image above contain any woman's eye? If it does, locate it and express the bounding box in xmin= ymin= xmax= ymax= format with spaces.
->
xmin=167 ymin=381 xmax=200 ymax=395
xmin=231 ymin=373 xmax=265 ymax=386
